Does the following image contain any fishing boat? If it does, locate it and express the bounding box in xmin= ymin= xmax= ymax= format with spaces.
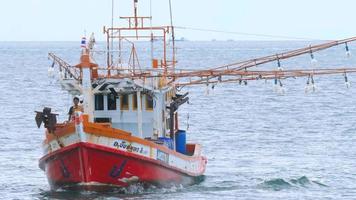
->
xmin=36 ymin=0 xmax=356 ymax=191
xmin=36 ymin=0 xmax=207 ymax=190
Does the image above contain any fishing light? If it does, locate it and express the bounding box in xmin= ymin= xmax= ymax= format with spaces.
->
xmin=205 ymin=83 xmax=210 ymax=95
xmin=311 ymin=75 xmax=316 ymax=92
xmin=344 ymin=72 xmax=351 ymax=88
xmin=279 ymin=79 xmax=283 ymax=87
xmin=48 ymin=62 xmax=55 ymax=78
xmin=59 ymin=70 xmax=65 ymax=80
xmin=279 ymin=79 xmax=286 ymax=94
xmin=305 ymin=74 xmax=311 ymax=93
xmin=273 ymin=78 xmax=285 ymax=94
xmin=345 ymin=43 xmax=351 ymax=58
xmin=210 ymin=84 xmax=216 ymax=95
xmin=273 ymin=78 xmax=278 ymax=92
xmin=277 ymin=57 xmax=283 ymax=71
xmin=310 ymin=51 xmax=318 ymax=67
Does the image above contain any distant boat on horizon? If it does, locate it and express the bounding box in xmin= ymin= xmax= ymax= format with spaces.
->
xmin=170 ymin=37 xmax=187 ymax=42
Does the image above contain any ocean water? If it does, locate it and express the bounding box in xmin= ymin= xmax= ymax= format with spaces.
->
xmin=1 ymin=41 xmax=356 ymax=199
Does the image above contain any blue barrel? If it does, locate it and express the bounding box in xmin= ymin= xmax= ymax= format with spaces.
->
xmin=175 ymin=130 xmax=186 ymax=154
xmin=158 ymin=137 xmax=174 ymax=149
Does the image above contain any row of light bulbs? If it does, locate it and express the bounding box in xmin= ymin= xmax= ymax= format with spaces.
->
xmin=273 ymin=42 xmax=352 ymax=94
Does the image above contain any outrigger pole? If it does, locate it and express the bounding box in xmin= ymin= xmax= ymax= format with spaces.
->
xmin=49 ymin=37 xmax=356 ymax=86
xmin=210 ymin=37 xmax=356 ymax=71
xmin=49 ymin=36 xmax=356 ymax=87
xmin=48 ymin=0 xmax=356 ymax=89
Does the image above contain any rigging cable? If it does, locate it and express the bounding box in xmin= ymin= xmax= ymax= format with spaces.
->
xmin=174 ymin=26 xmax=319 ymax=41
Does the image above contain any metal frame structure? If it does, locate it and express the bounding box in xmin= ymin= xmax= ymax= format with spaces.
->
xmin=102 ymin=0 xmax=176 ymax=78
xmin=49 ymin=0 xmax=356 ymax=90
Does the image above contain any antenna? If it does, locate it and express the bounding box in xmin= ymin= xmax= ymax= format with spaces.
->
xmin=134 ymin=0 xmax=138 ymax=26
xmin=110 ymin=0 xmax=114 ymax=69
xmin=134 ymin=0 xmax=139 ymax=38
xmin=169 ymin=0 xmax=176 ymax=79
xmin=150 ymin=0 xmax=154 ymax=62
xmin=111 ymin=0 xmax=114 ymax=30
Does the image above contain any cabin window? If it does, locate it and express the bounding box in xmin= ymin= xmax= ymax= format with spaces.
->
xmin=132 ymin=94 xmax=137 ymax=110
xmin=94 ymin=94 xmax=104 ymax=110
xmin=94 ymin=118 xmax=111 ymax=123
xmin=107 ymin=94 xmax=117 ymax=110
xmin=120 ymin=94 xmax=129 ymax=110
xmin=146 ymin=95 xmax=153 ymax=110
xmin=132 ymin=93 xmax=143 ymax=110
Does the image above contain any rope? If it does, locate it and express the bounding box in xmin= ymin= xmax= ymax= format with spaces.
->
xmin=174 ymin=26 xmax=319 ymax=41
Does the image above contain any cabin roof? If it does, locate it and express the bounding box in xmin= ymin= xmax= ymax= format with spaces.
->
xmin=92 ymin=78 xmax=172 ymax=96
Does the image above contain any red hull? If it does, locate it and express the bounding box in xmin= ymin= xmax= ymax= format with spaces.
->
xmin=39 ymin=142 xmax=205 ymax=190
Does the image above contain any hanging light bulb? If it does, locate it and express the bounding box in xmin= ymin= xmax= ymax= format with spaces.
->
xmin=344 ymin=72 xmax=351 ymax=88
xmin=311 ymin=75 xmax=316 ymax=92
xmin=305 ymin=74 xmax=311 ymax=93
xmin=310 ymin=51 xmax=318 ymax=67
xmin=278 ymin=79 xmax=285 ymax=94
xmin=345 ymin=43 xmax=351 ymax=58
xmin=273 ymin=78 xmax=279 ymax=93
xmin=205 ymin=83 xmax=210 ymax=95
xmin=277 ymin=57 xmax=283 ymax=71
xmin=59 ymin=70 xmax=65 ymax=80
xmin=273 ymin=78 xmax=285 ymax=94
xmin=58 ymin=67 xmax=64 ymax=80
xmin=48 ymin=62 xmax=55 ymax=78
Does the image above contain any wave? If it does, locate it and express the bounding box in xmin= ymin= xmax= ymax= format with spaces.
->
xmin=259 ymin=176 xmax=327 ymax=191
xmin=38 ymin=182 xmax=186 ymax=199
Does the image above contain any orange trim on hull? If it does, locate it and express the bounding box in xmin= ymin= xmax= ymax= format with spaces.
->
xmin=83 ymin=123 xmax=202 ymax=161
xmin=44 ymin=115 xmax=202 ymax=161
xmin=45 ymin=123 xmax=75 ymax=144
xmin=83 ymin=122 xmax=131 ymax=138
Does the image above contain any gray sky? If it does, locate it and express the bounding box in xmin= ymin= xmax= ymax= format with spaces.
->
xmin=1 ymin=0 xmax=355 ymax=41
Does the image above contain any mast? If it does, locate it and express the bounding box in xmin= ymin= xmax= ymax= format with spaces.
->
xmin=169 ymin=0 xmax=176 ymax=79
xmin=134 ymin=0 xmax=139 ymax=39
xmin=110 ymin=0 xmax=114 ymax=74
